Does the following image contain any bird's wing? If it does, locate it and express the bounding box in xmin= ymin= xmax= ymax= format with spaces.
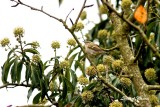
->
xmin=88 ymin=43 xmax=103 ymax=51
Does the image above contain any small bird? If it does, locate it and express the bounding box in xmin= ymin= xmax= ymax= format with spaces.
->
xmin=84 ymin=41 xmax=106 ymax=56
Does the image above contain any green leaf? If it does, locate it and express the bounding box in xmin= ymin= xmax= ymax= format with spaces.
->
xmin=70 ymin=69 xmax=77 ymax=87
xmin=27 ymin=87 xmax=34 ymax=101
xmin=43 ymin=60 xmax=50 ymax=70
xmin=50 ymin=93 xmax=60 ymax=99
xmin=31 ymin=64 xmax=41 ymax=86
xmin=44 ymin=72 xmax=51 ymax=88
xmin=17 ymin=60 xmax=23 ymax=83
xmin=68 ymin=53 xmax=78 ymax=67
xmin=58 ymin=0 xmax=63 ymax=6
xmin=23 ymin=48 xmax=39 ymax=54
xmin=146 ymin=21 xmax=157 ymax=36
xmin=73 ymin=96 xmax=82 ymax=107
xmin=66 ymin=46 xmax=79 ymax=58
xmin=65 ymin=68 xmax=70 ymax=81
xmin=7 ymin=48 xmax=16 ymax=59
xmin=53 ymin=58 xmax=62 ymax=74
xmin=33 ymin=92 xmax=41 ymax=104
xmin=2 ymin=56 xmax=15 ymax=83
xmin=62 ymin=76 xmax=67 ymax=99
xmin=83 ymin=82 xmax=97 ymax=91
xmin=23 ymin=53 xmax=30 ymax=62
xmin=10 ymin=57 xmax=18 ymax=83
xmin=40 ymin=80 xmax=46 ymax=100
xmin=24 ymin=43 xmax=37 ymax=47
xmin=74 ymin=60 xmax=85 ymax=76
xmin=37 ymin=61 xmax=43 ymax=78
xmin=63 ymin=76 xmax=74 ymax=91
xmin=112 ymin=77 xmax=120 ymax=87
xmin=143 ymin=47 xmax=153 ymax=67
xmin=25 ymin=64 xmax=31 ymax=85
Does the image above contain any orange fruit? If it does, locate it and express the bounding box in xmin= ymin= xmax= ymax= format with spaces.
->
xmin=134 ymin=5 xmax=147 ymax=24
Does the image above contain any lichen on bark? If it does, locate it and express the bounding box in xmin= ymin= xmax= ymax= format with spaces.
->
xmin=110 ymin=12 xmax=151 ymax=107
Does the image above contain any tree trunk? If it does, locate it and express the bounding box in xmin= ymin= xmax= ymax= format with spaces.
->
xmin=111 ymin=12 xmax=151 ymax=107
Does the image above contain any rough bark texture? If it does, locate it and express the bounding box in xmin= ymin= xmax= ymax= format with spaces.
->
xmin=111 ymin=13 xmax=151 ymax=107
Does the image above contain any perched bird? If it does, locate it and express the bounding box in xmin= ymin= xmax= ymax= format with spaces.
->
xmin=84 ymin=41 xmax=106 ymax=56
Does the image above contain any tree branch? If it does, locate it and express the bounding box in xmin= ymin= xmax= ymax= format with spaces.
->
xmin=147 ymin=85 xmax=160 ymax=91
xmin=74 ymin=0 xmax=87 ymax=26
xmin=134 ymin=41 xmax=144 ymax=62
xmin=0 ymin=83 xmax=31 ymax=89
xmin=11 ymin=0 xmax=63 ymax=23
xmin=98 ymin=75 xmax=139 ymax=106
xmin=102 ymin=44 xmax=119 ymax=51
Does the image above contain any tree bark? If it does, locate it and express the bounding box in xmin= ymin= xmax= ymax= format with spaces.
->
xmin=111 ymin=12 xmax=151 ymax=107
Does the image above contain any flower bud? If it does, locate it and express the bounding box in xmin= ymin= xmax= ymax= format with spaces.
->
xmin=60 ymin=60 xmax=70 ymax=69
xmin=103 ymin=55 xmax=114 ymax=64
xmin=97 ymin=29 xmax=108 ymax=39
xmin=109 ymin=100 xmax=123 ymax=107
xmin=80 ymin=11 xmax=87 ymax=20
xmin=149 ymin=94 xmax=159 ymax=105
xmin=32 ymin=54 xmax=41 ymax=63
xmin=13 ymin=27 xmax=24 ymax=37
xmin=0 ymin=37 xmax=10 ymax=47
xmin=148 ymin=90 xmax=157 ymax=95
xmin=112 ymin=59 xmax=124 ymax=70
xmin=86 ymin=66 xmax=97 ymax=76
xmin=51 ymin=41 xmax=60 ymax=49
xmin=67 ymin=38 xmax=76 ymax=47
xmin=99 ymin=5 xmax=108 ymax=14
xmin=78 ymin=75 xmax=89 ymax=85
xmin=121 ymin=0 xmax=132 ymax=9
xmin=81 ymin=91 xmax=94 ymax=102
xmin=144 ymin=68 xmax=157 ymax=82
xmin=96 ymin=64 xmax=105 ymax=72
xmin=75 ymin=22 xmax=84 ymax=32
xmin=31 ymin=41 xmax=40 ymax=49
xmin=120 ymin=77 xmax=132 ymax=87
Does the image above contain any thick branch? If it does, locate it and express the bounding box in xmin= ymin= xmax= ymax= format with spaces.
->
xmin=110 ymin=11 xmax=151 ymax=107
xmin=147 ymin=85 xmax=160 ymax=91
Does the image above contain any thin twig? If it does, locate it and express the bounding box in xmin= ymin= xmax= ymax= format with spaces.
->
xmin=134 ymin=41 xmax=144 ymax=62
xmin=11 ymin=0 xmax=63 ymax=23
xmin=84 ymin=4 xmax=94 ymax=8
xmin=74 ymin=0 xmax=87 ymax=25
xmin=65 ymin=8 xmax=74 ymax=22
xmin=102 ymin=44 xmax=119 ymax=51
